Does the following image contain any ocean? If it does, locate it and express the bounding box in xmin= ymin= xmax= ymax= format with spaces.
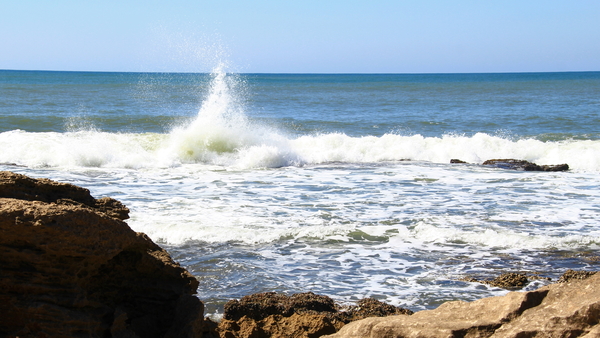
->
xmin=1 ymin=68 xmax=599 ymax=316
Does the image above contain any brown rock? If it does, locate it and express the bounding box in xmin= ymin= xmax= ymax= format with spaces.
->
xmin=450 ymin=159 xmax=467 ymax=164
xmin=325 ymin=272 xmax=600 ymax=338
xmin=216 ymin=293 xmax=411 ymax=338
xmin=218 ymin=313 xmax=340 ymax=338
xmin=462 ymin=272 xmax=530 ymax=290
xmin=336 ymin=298 xmax=413 ymax=323
xmin=492 ymin=272 xmax=600 ymax=337
xmin=0 ymin=171 xmax=203 ymax=338
xmin=218 ymin=292 xmax=342 ymax=337
xmin=558 ymin=269 xmax=597 ymax=283
xmin=223 ymin=292 xmax=337 ymax=321
xmin=0 ymin=170 xmax=129 ymax=220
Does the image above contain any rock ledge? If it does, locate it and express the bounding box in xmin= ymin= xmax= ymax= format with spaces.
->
xmin=324 ymin=272 xmax=600 ymax=338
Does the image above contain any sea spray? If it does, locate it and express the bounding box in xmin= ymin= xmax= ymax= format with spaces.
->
xmin=160 ymin=64 xmax=301 ymax=168
xmin=2 ymin=70 xmax=600 ymax=314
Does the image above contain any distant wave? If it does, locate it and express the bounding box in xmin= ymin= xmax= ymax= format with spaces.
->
xmin=1 ymin=66 xmax=598 ymax=172
xmin=1 ymin=129 xmax=598 ymax=172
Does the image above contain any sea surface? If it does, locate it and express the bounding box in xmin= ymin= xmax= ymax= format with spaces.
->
xmin=1 ymin=68 xmax=599 ymax=316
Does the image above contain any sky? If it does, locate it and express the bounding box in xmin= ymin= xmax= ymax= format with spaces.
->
xmin=1 ymin=1 xmax=599 ymax=73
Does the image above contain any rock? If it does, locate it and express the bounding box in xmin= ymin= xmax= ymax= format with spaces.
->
xmin=482 ymin=159 xmax=569 ymax=171
xmin=215 ymin=293 xmax=411 ymax=338
xmin=223 ymin=292 xmax=337 ymax=321
xmin=558 ymin=269 xmax=597 ymax=283
xmin=450 ymin=159 xmax=467 ymax=164
xmin=218 ymin=292 xmax=343 ymax=338
xmin=449 ymin=158 xmax=569 ymax=171
xmin=339 ymin=298 xmax=413 ymax=321
xmin=324 ymin=271 xmax=600 ymax=338
xmin=0 ymin=171 xmax=204 ymax=338
xmin=0 ymin=170 xmax=130 ymax=220
xmin=217 ymin=313 xmax=341 ymax=338
xmin=462 ymin=272 xmax=530 ymax=290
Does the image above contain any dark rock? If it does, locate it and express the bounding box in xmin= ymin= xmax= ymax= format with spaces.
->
xmin=450 ymin=159 xmax=467 ymax=163
xmin=217 ymin=313 xmax=340 ymax=338
xmin=463 ymin=272 xmax=530 ymax=290
xmin=0 ymin=171 xmax=203 ymax=338
xmin=558 ymin=269 xmax=597 ymax=283
xmin=218 ymin=293 xmax=411 ymax=338
xmin=482 ymin=159 xmax=569 ymax=171
xmin=337 ymin=298 xmax=413 ymax=322
xmin=223 ymin=292 xmax=337 ymax=321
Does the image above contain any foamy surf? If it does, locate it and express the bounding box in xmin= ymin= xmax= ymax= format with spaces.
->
xmin=1 ymin=67 xmax=599 ymax=171
xmin=2 ymin=69 xmax=600 ymax=314
xmin=1 ymin=128 xmax=599 ymax=172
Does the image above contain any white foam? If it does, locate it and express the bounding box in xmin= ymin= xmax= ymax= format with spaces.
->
xmin=1 ymin=66 xmax=599 ymax=171
xmin=407 ymin=221 xmax=599 ymax=251
xmin=3 ymin=128 xmax=598 ymax=172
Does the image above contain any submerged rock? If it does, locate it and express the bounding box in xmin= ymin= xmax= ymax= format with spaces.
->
xmin=0 ymin=171 xmax=204 ymax=338
xmin=450 ymin=159 xmax=468 ymax=164
xmin=482 ymin=159 xmax=569 ymax=171
xmin=450 ymin=158 xmax=569 ymax=171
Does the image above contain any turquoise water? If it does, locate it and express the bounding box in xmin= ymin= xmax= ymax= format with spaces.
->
xmin=1 ymin=69 xmax=599 ymax=315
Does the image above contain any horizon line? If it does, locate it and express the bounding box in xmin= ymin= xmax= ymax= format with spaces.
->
xmin=2 ymin=68 xmax=599 ymax=76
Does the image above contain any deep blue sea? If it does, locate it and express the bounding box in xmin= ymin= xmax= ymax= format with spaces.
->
xmin=1 ymin=68 xmax=599 ymax=316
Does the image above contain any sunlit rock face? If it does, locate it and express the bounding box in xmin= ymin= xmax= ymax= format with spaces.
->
xmin=0 ymin=171 xmax=204 ymax=338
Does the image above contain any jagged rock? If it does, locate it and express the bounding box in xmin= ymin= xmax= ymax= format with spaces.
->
xmin=324 ymin=272 xmax=600 ymax=338
xmin=482 ymin=159 xmax=569 ymax=171
xmin=215 ymin=293 xmax=411 ymax=338
xmin=0 ymin=171 xmax=204 ymax=338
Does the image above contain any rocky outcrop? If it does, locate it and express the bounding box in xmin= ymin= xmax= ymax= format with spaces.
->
xmin=324 ymin=271 xmax=600 ymax=338
xmin=213 ymin=292 xmax=412 ymax=338
xmin=482 ymin=159 xmax=569 ymax=171
xmin=0 ymin=171 xmax=204 ymax=338
xmin=450 ymin=158 xmax=569 ymax=171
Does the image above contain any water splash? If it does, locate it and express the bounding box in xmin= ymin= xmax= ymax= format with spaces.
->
xmin=160 ymin=64 xmax=300 ymax=167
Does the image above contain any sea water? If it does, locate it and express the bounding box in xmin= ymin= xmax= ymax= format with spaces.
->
xmin=1 ymin=68 xmax=599 ymax=315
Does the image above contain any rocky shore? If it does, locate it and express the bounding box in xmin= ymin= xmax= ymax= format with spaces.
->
xmin=325 ymin=271 xmax=600 ymax=338
xmin=0 ymin=171 xmax=204 ymax=337
xmin=1 ymin=171 xmax=598 ymax=338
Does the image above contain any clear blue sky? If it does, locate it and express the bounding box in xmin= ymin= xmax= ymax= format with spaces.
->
xmin=1 ymin=0 xmax=599 ymax=73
